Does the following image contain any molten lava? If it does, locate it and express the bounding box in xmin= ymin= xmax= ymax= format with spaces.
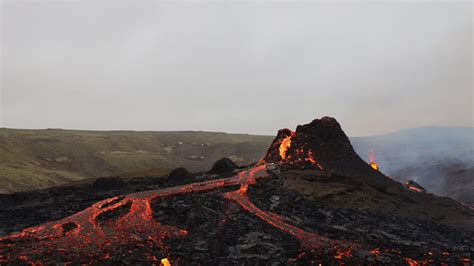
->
xmin=161 ymin=258 xmax=171 ymax=266
xmin=0 ymin=164 xmax=352 ymax=264
xmin=404 ymin=180 xmax=426 ymax=193
xmin=406 ymin=185 xmax=423 ymax=193
xmin=370 ymin=162 xmax=379 ymax=171
xmin=279 ymin=132 xmax=294 ymax=160
xmin=0 ymin=117 xmax=469 ymax=264
xmin=368 ymin=149 xmax=379 ymax=171
xmin=266 ymin=129 xmax=324 ymax=170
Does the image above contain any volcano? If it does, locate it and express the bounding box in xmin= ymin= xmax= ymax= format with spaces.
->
xmin=0 ymin=117 xmax=473 ymax=265
xmin=264 ymin=117 xmax=390 ymax=177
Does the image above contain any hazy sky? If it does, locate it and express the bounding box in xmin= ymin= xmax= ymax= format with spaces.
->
xmin=1 ymin=0 xmax=472 ymax=136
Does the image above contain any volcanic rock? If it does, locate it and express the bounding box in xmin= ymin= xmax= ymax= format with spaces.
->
xmin=91 ymin=176 xmax=124 ymax=191
xmin=263 ymin=117 xmax=403 ymax=192
xmin=169 ymin=167 xmax=189 ymax=179
xmin=209 ymin=157 xmax=239 ymax=174
xmin=265 ymin=117 xmax=380 ymax=175
xmin=0 ymin=117 xmax=473 ymax=265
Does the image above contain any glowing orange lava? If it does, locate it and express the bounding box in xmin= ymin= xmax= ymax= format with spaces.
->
xmin=0 ymin=165 xmax=265 ymax=264
xmin=368 ymin=149 xmax=379 ymax=171
xmin=0 ymin=152 xmax=465 ymax=264
xmin=370 ymin=248 xmax=381 ymax=256
xmin=1 ymin=164 xmax=354 ymax=264
xmin=224 ymin=169 xmax=352 ymax=253
xmin=406 ymin=183 xmax=424 ymax=193
xmin=161 ymin=258 xmax=171 ymax=266
xmin=279 ymin=135 xmax=293 ymax=160
xmin=405 ymin=258 xmax=421 ymax=266
xmin=334 ymin=247 xmax=352 ymax=262
xmin=307 ymin=150 xmax=324 ymax=170
xmin=370 ymin=162 xmax=379 ymax=171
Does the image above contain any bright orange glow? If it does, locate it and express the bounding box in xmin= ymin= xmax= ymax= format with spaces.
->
xmin=0 ymin=165 xmax=268 ymax=264
xmin=406 ymin=183 xmax=424 ymax=193
xmin=370 ymin=248 xmax=381 ymax=256
xmin=370 ymin=162 xmax=379 ymax=171
xmin=307 ymin=150 xmax=324 ymax=170
xmin=405 ymin=258 xmax=421 ymax=266
xmin=368 ymin=149 xmax=379 ymax=171
xmin=279 ymin=135 xmax=292 ymax=160
xmin=334 ymin=247 xmax=352 ymax=261
xmin=307 ymin=150 xmax=317 ymax=164
xmin=223 ymin=180 xmax=348 ymax=251
xmin=161 ymin=258 xmax=171 ymax=266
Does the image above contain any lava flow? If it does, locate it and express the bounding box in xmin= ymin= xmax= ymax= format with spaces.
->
xmin=0 ymin=164 xmax=351 ymax=264
xmin=2 ymin=117 xmax=470 ymax=264
xmin=223 ymin=173 xmax=349 ymax=251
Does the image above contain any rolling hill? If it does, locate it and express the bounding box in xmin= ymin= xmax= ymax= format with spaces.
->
xmin=0 ymin=128 xmax=272 ymax=193
xmin=1 ymin=126 xmax=472 ymax=204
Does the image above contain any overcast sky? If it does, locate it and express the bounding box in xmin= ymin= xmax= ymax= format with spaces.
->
xmin=1 ymin=0 xmax=472 ymax=136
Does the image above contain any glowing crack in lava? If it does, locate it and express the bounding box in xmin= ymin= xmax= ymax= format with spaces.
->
xmin=406 ymin=184 xmax=423 ymax=193
xmin=0 ymin=164 xmax=352 ymax=264
xmin=405 ymin=181 xmax=426 ymax=193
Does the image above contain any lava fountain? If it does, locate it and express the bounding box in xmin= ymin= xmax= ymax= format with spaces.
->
xmin=368 ymin=149 xmax=379 ymax=171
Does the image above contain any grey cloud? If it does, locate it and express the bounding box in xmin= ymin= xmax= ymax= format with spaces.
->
xmin=1 ymin=1 xmax=472 ymax=136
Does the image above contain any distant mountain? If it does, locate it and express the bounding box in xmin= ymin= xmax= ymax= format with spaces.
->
xmin=351 ymin=126 xmax=474 ymax=204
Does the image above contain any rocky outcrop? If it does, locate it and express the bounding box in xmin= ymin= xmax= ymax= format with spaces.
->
xmin=169 ymin=167 xmax=189 ymax=179
xmin=209 ymin=157 xmax=239 ymax=174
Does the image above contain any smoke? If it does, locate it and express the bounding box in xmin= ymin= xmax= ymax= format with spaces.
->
xmin=351 ymin=126 xmax=474 ymax=196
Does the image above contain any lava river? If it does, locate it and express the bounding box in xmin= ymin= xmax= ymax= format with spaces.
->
xmin=0 ymin=164 xmax=353 ymax=264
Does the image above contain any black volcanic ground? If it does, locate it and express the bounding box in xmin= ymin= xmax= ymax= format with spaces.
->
xmin=0 ymin=117 xmax=473 ymax=265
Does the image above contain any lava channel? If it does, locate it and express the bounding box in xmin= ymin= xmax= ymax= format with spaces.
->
xmin=0 ymin=164 xmax=352 ymax=264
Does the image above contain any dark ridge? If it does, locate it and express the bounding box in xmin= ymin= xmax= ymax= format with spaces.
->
xmin=61 ymin=222 xmax=78 ymax=233
xmin=169 ymin=167 xmax=189 ymax=179
xmin=94 ymin=201 xmax=132 ymax=224
xmin=209 ymin=157 xmax=239 ymax=174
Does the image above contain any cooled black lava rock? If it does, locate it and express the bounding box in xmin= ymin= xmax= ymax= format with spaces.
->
xmin=1 ymin=117 xmax=473 ymax=265
xmin=91 ymin=177 xmax=125 ymax=191
xmin=210 ymin=158 xmax=238 ymax=174
xmin=154 ymin=191 xmax=300 ymax=264
xmin=169 ymin=167 xmax=189 ymax=179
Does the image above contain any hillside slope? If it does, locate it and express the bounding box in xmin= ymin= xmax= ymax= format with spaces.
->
xmin=351 ymin=126 xmax=474 ymax=204
xmin=0 ymin=129 xmax=272 ymax=193
xmin=1 ymin=126 xmax=473 ymax=202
